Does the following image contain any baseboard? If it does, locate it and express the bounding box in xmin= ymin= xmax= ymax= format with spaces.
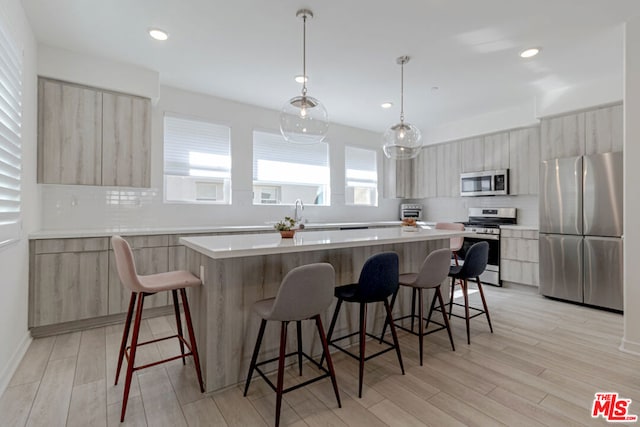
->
xmin=0 ymin=331 xmax=32 ymax=396
xmin=619 ymin=337 xmax=640 ymax=355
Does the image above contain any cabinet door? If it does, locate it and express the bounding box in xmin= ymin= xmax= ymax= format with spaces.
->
xmin=460 ymin=137 xmax=483 ymax=172
xmin=540 ymin=112 xmax=585 ymax=160
xmin=108 ymin=246 xmax=169 ymax=314
xmin=483 ymin=132 xmax=509 ymax=170
xmin=38 ymin=79 xmax=102 ymax=185
xmin=382 ymin=151 xmax=425 ymax=198
xmin=102 ymin=93 xmax=151 ymax=187
xmin=509 ymin=127 xmax=540 ymax=195
xmin=585 ymin=104 xmax=623 ymax=155
xmin=422 ymin=144 xmax=438 ymax=198
xmin=436 ymin=141 xmax=461 ymax=197
xmin=32 ymin=251 xmax=109 ymax=326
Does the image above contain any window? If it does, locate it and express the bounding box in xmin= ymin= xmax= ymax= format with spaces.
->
xmin=163 ymin=114 xmax=231 ymax=204
xmin=253 ymin=130 xmax=330 ymax=205
xmin=0 ymin=17 xmax=22 ymax=246
xmin=345 ymin=146 xmax=378 ymax=206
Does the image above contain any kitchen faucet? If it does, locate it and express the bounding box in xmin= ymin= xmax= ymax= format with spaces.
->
xmin=294 ymin=199 xmax=304 ymax=224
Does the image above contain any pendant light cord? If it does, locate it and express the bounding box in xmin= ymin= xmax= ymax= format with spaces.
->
xmin=400 ymin=60 xmax=405 ymax=124
xmin=302 ymin=13 xmax=307 ymax=97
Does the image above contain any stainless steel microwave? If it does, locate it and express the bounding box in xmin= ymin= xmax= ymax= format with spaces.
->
xmin=460 ymin=170 xmax=509 ymax=196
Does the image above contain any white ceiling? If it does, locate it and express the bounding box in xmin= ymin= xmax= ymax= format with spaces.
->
xmin=21 ymin=0 xmax=640 ymax=134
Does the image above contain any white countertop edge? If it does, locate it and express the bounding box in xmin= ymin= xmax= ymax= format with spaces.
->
xmin=180 ymin=228 xmax=467 ymax=259
xmin=28 ymin=221 xmax=407 ymax=239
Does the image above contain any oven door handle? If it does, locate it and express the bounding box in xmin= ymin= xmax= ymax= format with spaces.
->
xmin=464 ymin=233 xmax=500 ymax=240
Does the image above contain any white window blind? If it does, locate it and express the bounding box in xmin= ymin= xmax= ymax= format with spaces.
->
xmin=345 ymin=146 xmax=378 ymax=206
xmin=253 ymin=130 xmax=330 ymax=205
xmin=0 ymin=15 xmax=22 ymax=245
xmin=163 ymin=114 xmax=231 ymax=203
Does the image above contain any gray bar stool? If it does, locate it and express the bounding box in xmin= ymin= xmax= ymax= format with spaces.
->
xmin=382 ymin=248 xmax=455 ymax=365
xmin=243 ymin=263 xmax=341 ymax=427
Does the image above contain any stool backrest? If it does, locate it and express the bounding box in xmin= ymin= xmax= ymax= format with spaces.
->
xmin=269 ymin=263 xmax=335 ymax=321
xmin=356 ymin=252 xmax=399 ymax=302
xmin=435 ymin=222 xmax=464 ymax=252
xmin=459 ymin=241 xmax=489 ymax=279
xmin=111 ymin=236 xmax=145 ymax=293
xmin=414 ymin=248 xmax=453 ymax=288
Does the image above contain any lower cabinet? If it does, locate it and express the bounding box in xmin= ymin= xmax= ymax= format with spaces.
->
xmin=500 ymin=228 xmax=539 ymax=286
xmin=30 ymin=238 xmax=110 ymax=327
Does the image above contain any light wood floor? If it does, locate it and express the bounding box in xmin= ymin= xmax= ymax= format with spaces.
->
xmin=1 ymin=284 xmax=638 ymax=427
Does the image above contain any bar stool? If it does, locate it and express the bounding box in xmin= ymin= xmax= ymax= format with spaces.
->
xmin=111 ymin=236 xmax=204 ymax=422
xmin=448 ymin=241 xmax=492 ymax=344
xmin=324 ymin=252 xmax=404 ymax=398
xmin=435 ymin=222 xmax=465 ymax=265
xmin=243 ymin=263 xmax=341 ymax=427
xmin=382 ymin=248 xmax=455 ymax=365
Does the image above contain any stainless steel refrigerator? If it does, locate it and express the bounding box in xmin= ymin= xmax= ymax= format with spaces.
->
xmin=539 ymin=151 xmax=623 ymax=311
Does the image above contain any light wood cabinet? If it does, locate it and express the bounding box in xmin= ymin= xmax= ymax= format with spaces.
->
xmin=382 ymin=150 xmax=425 ymax=199
xmin=585 ymin=103 xmax=623 ymax=155
xmin=436 ymin=141 xmax=461 ymax=197
xmin=540 ymin=112 xmax=585 ymax=160
xmin=483 ymin=132 xmax=510 ymax=170
xmin=102 ymin=92 xmax=151 ymax=187
xmin=422 ymin=145 xmax=438 ymax=198
xmin=29 ymin=238 xmax=109 ymax=327
xmin=37 ymin=79 xmax=103 ymax=185
xmin=500 ymin=228 xmax=539 ymax=286
xmin=460 ymin=137 xmax=483 ymax=173
xmin=37 ymin=78 xmax=151 ymax=187
xmin=508 ymin=127 xmax=540 ymax=195
xmin=108 ymin=235 xmax=169 ymax=314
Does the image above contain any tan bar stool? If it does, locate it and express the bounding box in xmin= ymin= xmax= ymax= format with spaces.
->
xmin=382 ymin=248 xmax=455 ymax=365
xmin=111 ymin=235 xmax=204 ymax=422
xmin=243 ymin=263 xmax=341 ymax=427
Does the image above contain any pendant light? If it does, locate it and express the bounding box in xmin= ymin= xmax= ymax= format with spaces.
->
xmin=280 ymin=9 xmax=329 ymax=144
xmin=382 ymin=56 xmax=422 ymax=159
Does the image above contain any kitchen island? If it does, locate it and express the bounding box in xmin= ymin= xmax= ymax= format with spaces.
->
xmin=180 ymin=227 xmax=465 ymax=392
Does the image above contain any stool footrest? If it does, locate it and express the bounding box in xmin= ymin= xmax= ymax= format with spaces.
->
xmin=392 ymin=313 xmax=448 ymax=337
xmin=329 ymin=332 xmax=397 ymax=362
xmin=254 ymin=351 xmax=332 ymax=395
xmin=124 ymin=334 xmax=194 ymax=372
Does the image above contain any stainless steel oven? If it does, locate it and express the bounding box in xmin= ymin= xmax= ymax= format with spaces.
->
xmin=400 ymin=203 xmax=423 ymax=220
xmin=458 ymin=207 xmax=517 ymax=286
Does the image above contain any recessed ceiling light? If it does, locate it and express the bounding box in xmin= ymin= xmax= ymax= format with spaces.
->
xmin=520 ymin=47 xmax=541 ymax=58
xmin=381 ymin=102 xmax=393 ymax=109
xmin=148 ymin=28 xmax=169 ymax=41
xmin=295 ymin=75 xmax=308 ymax=83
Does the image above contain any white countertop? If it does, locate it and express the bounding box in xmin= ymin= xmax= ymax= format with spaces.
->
xmin=28 ymin=221 xmax=404 ymax=239
xmin=180 ymin=227 xmax=466 ymax=259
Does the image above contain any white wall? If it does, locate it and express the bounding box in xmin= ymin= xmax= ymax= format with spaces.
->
xmin=38 ymin=84 xmax=401 ymax=230
xmin=621 ymin=19 xmax=640 ymax=354
xmin=0 ymin=0 xmax=38 ymax=394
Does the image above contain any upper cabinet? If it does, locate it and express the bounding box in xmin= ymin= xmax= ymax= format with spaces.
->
xmin=383 ymin=150 xmax=425 ymax=199
xmin=37 ymin=79 xmax=103 ymax=185
xmin=483 ymin=132 xmax=510 ymax=170
xmin=37 ymin=78 xmax=151 ymax=187
xmin=436 ymin=141 xmax=461 ymax=197
xmin=422 ymin=144 xmax=438 ymax=198
xmin=540 ymin=111 xmax=586 ymax=160
xmin=102 ymin=92 xmax=151 ymax=187
xmin=541 ymin=104 xmax=622 ymax=160
xmin=509 ymin=126 xmax=540 ymax=195
xmin=460 ymin=137 xmax=483 ymax=173
xmin=585 ymin=103 xmax=623 ymax=155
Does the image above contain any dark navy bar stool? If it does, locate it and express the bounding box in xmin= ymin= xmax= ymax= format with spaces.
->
xmin=323 ymin=252 xmax=404 ymax=398
xmin=448 ymin=241 xmax=493 ymax=344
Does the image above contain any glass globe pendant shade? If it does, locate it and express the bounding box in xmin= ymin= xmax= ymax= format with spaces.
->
xmin=280 ymin=94 xmax=329 ymax=144
xmin=382 ymin=122 xmax=422 ymax=160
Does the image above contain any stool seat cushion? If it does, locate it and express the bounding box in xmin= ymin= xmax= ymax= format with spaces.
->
xmin=252 ymin=297 xmax=276 ymax=320
xmin=399 ymin=272 xmax=442 ymax=289
xmin=448 ymin=265 xmax=463 ymax=278
xmin=138 ymin=270 xmax=202 ymax=293
xmin=334 ymin=284 xmax=359 ymax=302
